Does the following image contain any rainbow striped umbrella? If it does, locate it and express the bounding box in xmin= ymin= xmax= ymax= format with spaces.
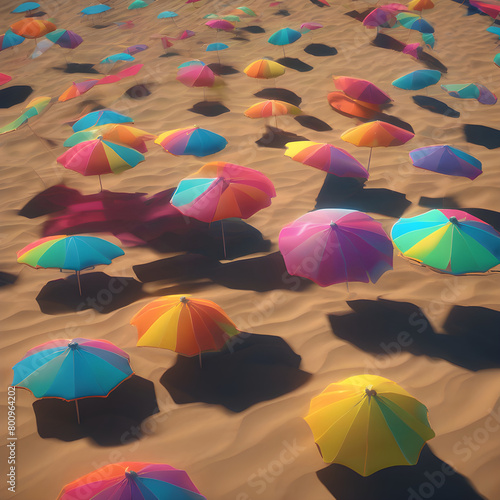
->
xmin=244 ymin=99 xmax=302 ymax=127
xmin=391 ymin=209 xmax=500 ymax=274
xmin=131 ymin=295 xmax=239 ymax=358
xmin=58 ymin=79 xmax=99 ymax=102
xmin=155 ymin=126 xmax=227 ymax=157
xmin=12 ymin=338 xmax=132 ymax=423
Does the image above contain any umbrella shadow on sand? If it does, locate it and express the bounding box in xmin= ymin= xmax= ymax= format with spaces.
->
xmin=304 ymin=43 xmax=338 ymax=57
xmin=256 ymin=125 xmax=309 ymax=148
xmin=160 ymin=333 xmax=312 ymax=412
xmin=317 ymin=444 xmax=485 ymax=500
xmin=315 ymin=175 xmax=411 ymax=218
xmin=206 ymin=63 xmax=239 ymax=75
xmin=276 ymin=57 xmax=314 ymax=72
xmin=328 ymin=299 xmax=500 ymax=372
xmin=133 ymin=251 xmax=312 ymax=293
xmin=32 ymin=375 xmax=159 ymax=445
xmin=188 ymin=100 xmax=230 ymax=116
xmin=254 ymin=88 xmax=302 ymax=106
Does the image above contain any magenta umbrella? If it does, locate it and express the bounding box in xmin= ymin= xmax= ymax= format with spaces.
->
xmin=205 ymin=19 xmax=234 ymax=41
xmin=177 ymin=64 xmax=215 ymax=99
xmin=279 ymin=209 xmax=393 ymax=287
xmin=363 ymin=8 xmax=398 ymax=29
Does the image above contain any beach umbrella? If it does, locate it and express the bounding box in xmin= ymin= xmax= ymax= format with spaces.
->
xmin=222 ymin=15 xmax=240 ymax=22
xmin=64 ymin=124 xmax=156 ymax=153
xmin=205 ymin=19 xmax=235 ymax=32
xmin=422 ymin=32 xmax=435 ymax=48
xmin=396 ymin=13 xmax=434 ymax=33
xmin=10 ymin=18 xmax=56 ymax=39
xmin=409 ymin=145 xmax=482 ymax=180
xmin=31 ymin=38 xmax=54 ymax=58
xmin=17 ymin=235 xmax=124 ymax=294
xmin=0 ymin=30 xmax=25 ymax=51
xmin=363 ymin=8 xmax=399 ymax=29
xmin=0 ymin=74 xmax=12 ymax=86
xmin=244 ymin=99 xmax=302 ymax=125
xmin=12 ymin=2 xmax=40 ymax=13
xmin=206 ymin=42 xmax=228 ymax=63
xmin=232 ymin=6 xmax=257 ymax=16
xmin=155 ymin=127 xmax=227 ymax=157
xmin=124 ymin=44 xmax=148 ymax=55
xmin=158 ymin=10 xmax=178 ymax=19
xmin=178 ymin=60 xmax=205 ymax=68
xmin=341 ymin=121 xmax=414 ymax=170
xmin=333 ymin=76 xmax=392 ymax=105
xmin=304 ymin=374 xmax=435 ymax=475
xmin=244 ymin=59 xmax=286 ymax=81
xmin=72 ymin=109 xmax=133 ymax=132
xmin=327 ymin=92 xmax=382 ymax=119
xmin=392 ymin=209 xmax=500 ymax=274
xmin=131 ymin=295 xmax=239 ymax=357
xmin=392 ymin=69 xmax=441 ymax=90
xmin=58 ymin=79 xmax=99 ymax=102
xmin=45 ymin=29 xmax=82 ymax=49
xmin=268 ymin=28 xmax=302 ymax=56
xmin=101 ymin=52 xmax=135 ymax=64
xmin=279 ymin=209 xmax=393 ymax=287
xmin=407 ymin=0 xmax=434 ymax=12
xmin=284 ymin=141 xmax=369 ymax=179
xmin=300 ymin=22 xmax=323 ymax=32
xmin=177 ymin=64 xmax=215 ymax=87
xmin=469 ymin=0 xmax=500 ymax=19
xmin=57 ymin=462 xmax=206 ymax=500
xmin=128 ymin=0 xmax=149 ymax=9
xmin=12 ymin=338 xmax=132 ymax=424
xmin=487 ymin=26 xmax=500 ymax=39
xmin=57 ymin=138 xmax=145 ymax=191
xmin=495 ymin=53 xmax=500 ymax=67
xmin=0 ymin=96 xmax=51 ymax=135
xmin=80 ymin=4 xmax=111 ymax=15
xmin=441 ymin=83 xmax=497 ymax=105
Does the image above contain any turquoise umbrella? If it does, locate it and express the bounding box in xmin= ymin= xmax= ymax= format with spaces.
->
xmin=396 ymin=13 xmax=434 ymax=33
xmin=80 ymin=4 xmax=111 ymax=15
xmin=495 ymin=54 xmax=500 ymax=68
xmin=0 ymin=30 xmax=25 ymax=51
xmin=128 ymin=0 xmax=148 ymax=9
xmin=441 ymin=83 xmax=497 ymax=105
xmin=422 ymin=33 xmax=435 ymax=48
xmin=72 ymin=110 xmax=133 ymax=132
xmin=101 ymin=52 xmax=135 ymax=63
xmin=206 ymin=42 xmax=228 ymax=63
xmin=392 ymin=69 xmax=441 ymax=90
xmin=12 ymin=2 xmax=40 ymax=13
xmin=268 ymin=28 xmax=302 ymax=56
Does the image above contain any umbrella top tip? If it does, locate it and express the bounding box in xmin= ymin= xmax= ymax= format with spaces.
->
xmin=365 ymin=387 xmax=377 ymax=398
xmin=180 ymin=296 xmax=189 ymax=303
xmin=330 ymin=221 xmax=337 ymax=227
xmin=125 ymin=470 xmax=138 ymax=478
xmin=68 ymin=341 xmax=79 ymax=349
xmin=449 ymin=216 xmax=459 ymax=225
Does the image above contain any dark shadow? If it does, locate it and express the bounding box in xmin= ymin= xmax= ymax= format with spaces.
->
xmin=315 ymin=175 xmax=411 ymax=218
xmin=53 ymin=63 xmax=100 ymax=74
xmin=33 ymin=375 xmax=159 ymax=445
xmin=254 ymin=88 xmax=302 ymax=106
xmin=189 ymin=100 xmax=230 ymax=116
xmin=241 ymin=25 xmax=266 ymax=34
xmin=464 ymin=124 xmax=500 ymax=149
xmin=0 ymin=272 xmax=17 ymax=287
xmin=304 ymin=43 xmax=338 ymax=56
xmin=328 ymin=299 xmax=500 ymax=371
xmin=133 ymin=251 xmax=311 ymax=292
xmin=418 ymin=196 xmax=460 ymax=209
xmin=310 ymin=0 xmax=328 ymax=7
xmin=412 ymin=96 xmax=460 ymax=118
xmin=294 ymin=115 xmax=332 ymax=131
xmin=206 ymin=63 xmax=239 ymax=75
xmin=256 ymin=125 xmax=309 ymax=149
xmin=27 ymin=11 xmax=46 ymax=17
xmin=19 ymin=184 xmax=82 ymax=218
xmin=91 ymin=24 xmax=113 ymax=29
xmin=36 ymin=272 xmax=145 ymax=315
xmin=276 ymin=57 xmax=314 ymax=72
xmin=317 ymin=444 xmax=485 ymax=500
xmin=126 ymin=84 xmax=151 ymax=99
xmin=0 ymin=86 xmax=33 ymax=108
xmin=344 ymin=9 xmax=373 ymax=22
xmin=159 ymin=52 xmax=181 ymax=58
xmin=461 ymin=208 xmax=500 ymax=232
xmin=160 ymin=333 xmax=312 ymax=412
xmin=273 ymin=9 xmax=291 ymax=16
xmin=231 ymin=36 xmax=250 ymax=42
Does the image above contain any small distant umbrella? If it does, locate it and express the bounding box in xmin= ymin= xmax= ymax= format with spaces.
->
xmin=101 ymin=52 xmax=135 ymax=63
xmin=441 ymin=83 xmax=497 ymax=105
xmin=206 ymin=42 xmax=228 ymax=63
xmin=223 ymin=15 xmax=240 ymax=22
xmin=341 ymin=121 xmax=414 ymax=170
xmin=178 ymin=60 xmax=205 ymax=68
xmin=10 ymin=18 xmax=56 ymax=40
xmin=72 ymin=109 xmax=133 ymax=132
xmin=205 ymin=19 xmax=235 ymax=41
xmin=486 ymin=26 xmax=500 ymax=39
xmin=128 ymin=0 xmax=149 ymax=9
xmin=17 ymin=235 xmax=125 ymax=294
xmin=422 ymin=32 xmax=435 ymax=48
xmin=155 ymin=126 xmax=227 ymax=157
xmin=363 ymin=8 xmax=398 ymax=29
xmin=124 ymin=43 xmax=148 ymax=55
xmin=327 ymin=91 xmax=382 ymax=119
xmin=158 ymin=10 xmax=178 ymax=18
xmin=58 ymin=79 xmax=99 ymax=102
xmin=31 ymin=38 xmax=54 ymax=58
xmin=284 ymin=141 xmax=369 ymax=179
xmin=396 ymin=12 xmax=434 ymax=33
xmin=233 ymin=6 xmax=257 ymax=16
xmin=333 ymin=76 xmax=392 ymax=105
xmin=0 ymin=96 xmax=51 ymax=135
xmin=300 ymin=22 xmax=323 ymax=33
xmin=402 ymin=42 xmax=422 ymax=59
xmin=392 ymin=69 xmax=441 ymax=90
xmin=0 ymin=73 xmax=12 ymax=86
xmin=268 ymin=27 xmax=302 ymax=57
xmin=244 ymin=99 xmax=302 ymax=127
xmin=12 ymin=2 xmax=40 ymax=13
xmin=391 ymin=209 xmax=500 ymax=274
xmin=469 ymin=0 xmax=500 ymax=19
xmin=409 ymin=145 xmax=482 ymax=180
xmin=177 ymin=64 xmax=215 ymax=99
xmin=407 ymin=0 xmax=434 ymax=11
xmin=244 ymin=59 xmax=286 ymax=82
xmin=80 ymin=4 xmax=111 ymax=15
xmin=495 ymin=54 xmax=500 ymax=67
xmin=178 ymin=29 xmax=196 ymax=39
xmin=0 ymin=30 xmax=25 ymax=51
xmin=45 ymin=29 xmax=82 ymax=49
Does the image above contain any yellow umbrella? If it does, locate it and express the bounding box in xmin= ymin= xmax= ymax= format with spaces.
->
xmin=244 ymin=99 xmax=302 ymax=126
xmin=244 ymin=59 xmax=286 ymax=81
xmin=304 ymin=374 xmax=435 ymax=476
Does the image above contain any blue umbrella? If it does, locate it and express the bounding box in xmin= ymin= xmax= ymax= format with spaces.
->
xmin=72 ymin=110 xmax=133 ymax=132
xmin=128 ymin=0 xmax=148 ymax=9
xmin=80 ymin=4 xmax=112 ymax=15
xmin=392 ymin=69 xmax=442 ymax=90
xmin=268 ymin=28 xmax=302 ymax=56
xmin=487 ymin=26 xmax=500 ymax=39
xmin=396 ymin=13 xmax=434 ymax=33
xmin=101 ymin=52 xmax=135 ymax=63
xmin=0 ymin=30 xmax=25 ymax=51
xmin=12 ymin=2 xmax=40 ymax=13
xmin=206 ymin=42 xmax=228 ymax=62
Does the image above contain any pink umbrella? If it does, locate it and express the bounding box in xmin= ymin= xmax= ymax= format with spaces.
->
xmin=205 ymin=19 xmax=235 ymax=31
xmin=403 ymin=42 xmax=422 ymax=59
xmin=300 ymin=22 xmax=323 ymax=30
xmin=381 ymin=3 xmax=409 ymax=12
xmin=177 ymin=64 xmax=215 ymax=99
xmin=0 ymin=73 xmax=12 ymax=86
xmin=363 ymin=8 xmax=398 ymax=29
xmin=279 ymin=209 xmax=393 ymax=287
xmin=333 ymin=76 xmax=392 ymax=105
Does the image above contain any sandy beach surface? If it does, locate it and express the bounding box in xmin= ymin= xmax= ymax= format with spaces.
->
xmin=1 ymin=0 xmax=500 ymax=498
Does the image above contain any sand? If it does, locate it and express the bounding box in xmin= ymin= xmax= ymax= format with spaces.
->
xmin=1 ymin=0 xmax=500 ymax=498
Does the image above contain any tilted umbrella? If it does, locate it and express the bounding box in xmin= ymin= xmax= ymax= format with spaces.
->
xmin=176 ymin=64 xmax=215 ymax=100
xmin=268 ymin=27 xmax=302 ymax=57
xmin=279 ymin=209 xmax=393 ymax=287
xmin=441 ymin=83 xmax=497 ymax=105
xmin=12 ymin=2 xmax=40 ymax=14
xmin=45 ymin=29 xmax=83 ymax=49
xmin=362 ymin=8 xmax=398 ymax=30
xmin=0 ymin=96 xmax=51 ymax=135
xmin=205 ymin=19 xmax=235 ymax=41
xmin=392 ymin=69 xmax=441 ymax=90
xmin=128 ymin=0 xmax=149 ymax=9
xmin=17 ymin=234 xmax=125 ymax=293
xmin=409 ymin=145 xmax=482 ymax=180
xmin=391 ymin=209 xmax=500 ymax=274
xmin=72 ymin=109 xmax=133 ymax=132
xmin=12 ymin=338 xmax=133 ymax=424
xmin=10 ymin=18 xmax=56 ymax=40
xmin=396 ymin=12 xmax=434 ymax=33
xmin=284 ymin=141 xmax=369 ymax=179
xmin=57 ymin=462 xmax=207 ymax=499
xmin=80 ymin=4 xmax=111 ymax=15
xmin=131 ymin=295 xmax=239 ymax=359
xmin=58 ymin=79 xmax=99 ymax=102
xmin=407 ymin=0 xmax=435 ymax=12
xmin=0 ymin=73 xmax=12 ymax=86
xmin=244 ymin=99 xmax=302 ymax=127
xmin=341 ymin=120 xmax=415 ymax=170
xmin=304 ymin=374 xmax=435 ymax=475
xmin=333 ymin=76 xmax=392 ymax=105
xmin=0 ymin=30 xmax=25 ymax=51
xmin=101 ymin=52 xmax=135 ymax=64
xmin=155 ymin=126 xmax=227 ymax=157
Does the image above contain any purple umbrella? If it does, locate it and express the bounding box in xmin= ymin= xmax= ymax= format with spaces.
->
xmin=279 ymin=209 xmax=393 ymax=287
xmin=46 ymin=29 xmax=83 ymax=49
xmin=409 ymin=145 xmax=482 ymax=180
xmin=124 ymin=44 xmax=148 ymax=55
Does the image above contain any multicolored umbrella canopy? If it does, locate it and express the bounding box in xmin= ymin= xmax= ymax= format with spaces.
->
xmin=232 ymin=6 xmax=257 ymax=16
xmin=244 ymin=59 xmax=286 ymax=79
xmin=57 ymin=462 xmax=207 ymax=500
xmin=279 ymin=209 xmax=393 ymax=287
xmin=155 ymin=126 xmax=227 ymax=157
xmin=284 ymin=141 xmax=369 ymax=179
xmin=244 ymin=100 xmax=302 ymax=126
xmin=45 ymin=29 xmax=83 ymax=49
xmin=176 ymin=64 xmax=215 ymax=87
xmin=101 ymin=52 xmax=135 ymax=63
xmin=409 ymin=145 xmax=482 ymax=180
xmin=396 ymin=12 xmax=434 ymax=33
xmin=391 ymin=209 xmax=500 ymax=274
xmin=300 ymin=22 xmax=323 ymax=32
xmin=10 ymin=18 xmax=56 ymax=39
xmin=131 ymin=295 xmax=239 ymax=356
xmin=80 ymin=4 xmax=111 ymax=15
xmin=0 ymin=96 xmax=51 ymax=135
xmin=362 ymin=8 xmax=398 ymax=29
xmin=12 ymin=2 xmax=40 ymax=13
xmin=333 ymin=76 xmax=392 ymax=105
xmin=441 ymin=83 xmax=497 ymax=105
xmin=470 ymin=0 xmax=500 ymax=19
xmin=304 ymin=374 xmax=435 ymax=476
xmin=72 ymin=110 xmax=133 ymax=132
xmin=392 ymin=69 xmax=441 ymax=90
xmin=0 ymin=30 xmax=25 ymax=51
xmin=58 ymin=80 xmax=99 ymax=102
xmin=171 ymin=161 xmax=276 ymax=222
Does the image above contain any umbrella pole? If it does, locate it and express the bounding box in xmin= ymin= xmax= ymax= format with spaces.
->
xmin=367 ymin=148 xmax=373 ymax=171
xmin=75 ymin=400 xmax=81 ymax=424
xmin=221 ymin=220 xmax=227 ymax=259
xmin=98 ymin=175 xmax=103 ymax=192
xmin=76 ymin=270 xmax=82 ymax=296
xmin=203 ymin=87 xmax=206 ymax=101
xmin=282 ymin=46 xmax=285 ymax=58
xmin=217 ymin=51 xmax=221 ymax=64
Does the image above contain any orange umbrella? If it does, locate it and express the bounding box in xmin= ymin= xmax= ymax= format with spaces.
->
xmin=407 ymin=0 xmax=434 ymax=12
xmin=10 ymin=18 xmax=56 ymax=39
xmin=130 ymin=295 xmax=239 ymax=359
xmin=327 ymin=92 xmax=381 ymax=119
xmin=244 ymin=59 xmax=286 ymax=80
xmin=244 ymin=99 xmax=302 ymax=126
xmin=58 ymin=80 xmax=99 ymax=102
xmin=341 ymin=121 xmax=415 ymax=170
